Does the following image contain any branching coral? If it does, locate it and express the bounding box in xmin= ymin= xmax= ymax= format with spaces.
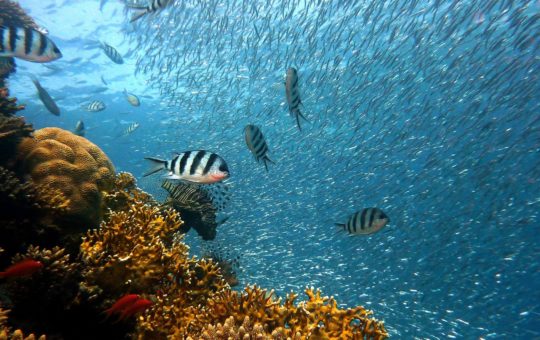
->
xmin=16 ymin=127 xmax=115 ymax=230
xmin=0 ymin=88 xmax=30 ymax=165
xmin=193 ymin=315 xmax=290 ymax=340
xmin=1 ymin=306 xmax=46 ymax=340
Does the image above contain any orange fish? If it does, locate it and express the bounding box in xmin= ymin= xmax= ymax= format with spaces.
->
xmin=104 ymin=294 xmax=140 ymax=318
xmin=0 ymin=259 xmax=43 ymax=279
xmin=118 ymin=298 xmax=152 ymax=321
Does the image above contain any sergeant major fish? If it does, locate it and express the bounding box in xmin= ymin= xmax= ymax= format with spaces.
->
xmin=83 ymin=100 xmax=106 ymax=112
xmin=0 ymin=26 xmax=62 ymax=62
xmin=128 ymin=0 xmax=172 ymax=23
xmin=100 ymin=42 xmax=123 ymax=64
xmin=144 ymin=150 xmax=230 ymax=184
xmin=124 ymin=89 xmax=140 ymax=106
xmin=244 ymin=124 xmax=275 ymax=172
xmin=31 ymin=76 xmax=60 ymax=115
xmin=335 ymin=207 xmax=389 ymax=235
xmin=285 ymin=67 xmax=308 ymax=130
xmin=121 ymin=122 xmax=139 ymax=137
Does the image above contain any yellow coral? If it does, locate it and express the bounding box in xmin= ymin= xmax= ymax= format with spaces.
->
xmin=16 ymin=127 xmax=115 ymax=229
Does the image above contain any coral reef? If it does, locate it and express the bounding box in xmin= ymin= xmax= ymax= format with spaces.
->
xmin=0 ymin=88 xmax=31 ymax=166
xmin=0 ymin=306 xmax=46 ymax=340
xmin=16 ymin=127 xmax=115 ymax=231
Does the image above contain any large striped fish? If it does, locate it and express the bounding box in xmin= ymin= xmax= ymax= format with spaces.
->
xmin=335 ymin=208 xmax=389 ymax=235
xmin=285 ymin=67 xmax=308 ymax=130
xmin=144 ymin=150 xmax=230 ymax=184
xmin=0 ymin=26 xmax=62 ymax=62
xmin=128 ymin=0 xmax=172 ymax=23
xmin=244 ymin=124 xmax=274 ymax=172
xmin=31 ymin=77 xmax=60 ymax=115
xmin=100 ymin=42 xmax=123 ymax=64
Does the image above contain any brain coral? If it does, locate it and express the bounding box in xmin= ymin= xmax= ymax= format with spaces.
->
xmin=16 ymin=127 xmax=115 ymax=230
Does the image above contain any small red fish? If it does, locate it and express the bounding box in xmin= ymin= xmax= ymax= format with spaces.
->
xmin=118 ymin=298 xmax=152 ymax=321
xmin=104 ymin=294 xmax=140 ymax=318
xmin=0 ymin=259 xmax=43 ymax=279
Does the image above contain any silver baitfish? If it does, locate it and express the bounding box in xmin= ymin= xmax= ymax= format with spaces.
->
xmin=244 ymin=124 xmax=275 ymax=172
xmin=31 ymin=77 xmax=60 ymax=115
xmin=83 ymin=100 xmax=106 ymax=112
xmin=285 ymin=67 xmax=307 ymax=131
xmin=73 ymin=120 xmax=85 ymax=136
xmin=100 ymin=42 xmax=123 ymax=64
xmin=144 ymin=150 xmax=230 ymax=184
xmin=124 ymin=89 xmax=140 ymax=106
xmin=0 ymin=26 xmax=62 ymax=62
xmin=335 ymin=208 xmax=390 ymax=235
xmin=128 ymin=0 xmax=172 ymax=23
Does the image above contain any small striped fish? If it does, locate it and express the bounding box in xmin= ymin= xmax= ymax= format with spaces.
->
xmin=74 ymin=120 xmax=85 ymax=136
xmin=83 ymin=100 xmax=106 ymax=112
xmin=124 ymin=89 xmax=140 ymax=106
xmin=121 ymin=122 xmax=140 ymax=137
xmin=285 ymin=67 xmax=308 ymax=130
xmin=336 ymin=208 xmax=389 ymax=235
xmin=244 ymin=124 xmax=274 ymax=172
xmin=0 ymin=26 xmax=62 ymax=63
xmin=128 ymin=0 xmax=172 ymax=23
xmin=31 ymin=76 xmax=60 ymax=115
xmin=100 ymin=42 xmax=123 ymax=64
xmin=144 ymin=150 xmax=230 ymax=184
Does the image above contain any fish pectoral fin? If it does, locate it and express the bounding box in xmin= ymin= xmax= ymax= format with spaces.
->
xmin=164 ymin=173 xmax=182 ymax=180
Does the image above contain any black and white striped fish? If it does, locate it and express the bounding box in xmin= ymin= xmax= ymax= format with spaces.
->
xmin=285 ymin=67 xmax=308 ymax=130
xmin=121 ymin=122 xmax=139 ymax=136
xmin=73 ymin=120 xmax=85 ymax=136
xmin=144 ymin=150 xmax=230 ymax=184
xmin=83 ymin=100 xmax=106 ymax=112
xmin=100 ymin=42 xmax=123 ymax=64
xmin=335 ymin=208 xmax=389 ymax=235
xmin=31 ymin=76 xmax=60 ymax=115
xmin=0 ymin=26 xmax=62 ymax=63
xmin=244 ymin=124 xmax=275 ymax=172
xmin=128 ymin=0 xmax=172 ymax=23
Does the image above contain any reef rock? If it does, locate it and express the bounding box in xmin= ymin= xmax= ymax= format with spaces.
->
xmin=16 ymin=127 xmax=115 ymax=231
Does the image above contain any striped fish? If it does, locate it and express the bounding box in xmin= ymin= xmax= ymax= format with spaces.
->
xmin=128 ymin=0 xmax=172 ymax=23
xmin=0 ymin=26 xmax=62 ymax=63
xmin=335 ymin=208 xmax=389 ymax=235
xmin=121 ymin=122 xmax=140 ymax=136
xmin=244 ymin=124 xmax=274 ymax=172
xmin=31 ymin=77 xmax=60 ymax=115
xmin=285 ymin=67 xmax=308 ymax=130
xmin=100 ymin=42 xmax=123 ymax=64
xmin=144 ymin=150 xmax=230 ymax=184
xmin=83 ymin=100 xmax=106 ymax=112
xmin=73 ymin=120 xmax=85 ymax=136
xmin=124 ymin=89 xmax=140 ymax=106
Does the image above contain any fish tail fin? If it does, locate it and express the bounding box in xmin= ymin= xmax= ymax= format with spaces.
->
xmin=130 ymin=10 xmax=148 ymax=23
xmin=295 ymin=112 xmax=303 ymax=131
xmin=335 ymin=223 xmax=346 ymax=231
xmin=263 ymin=156 xmax=275 ymax=172
xmin=144 ymin=157 xmax=167 ymax=177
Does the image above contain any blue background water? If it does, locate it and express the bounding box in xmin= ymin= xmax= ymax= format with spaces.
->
xmin=7 ymin=0 xmax=540 ymax=338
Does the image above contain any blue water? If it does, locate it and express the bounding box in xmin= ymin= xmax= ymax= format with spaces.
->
xmin=7 ymin=0 xmax=540 ymax=338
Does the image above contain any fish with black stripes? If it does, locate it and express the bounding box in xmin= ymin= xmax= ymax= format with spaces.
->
xmin=244 ymin=124 xmax=275 ymax=172
xmin=100 ymin=42 xmax=123 ymax=64
xmin=0 ymin=26 xmax=62 ymax=62
xmin=121 ymin=122 xmax=140 ymax=137
xmin=83 ymin=100 xmax=106 ymax=112
xmin=128 ymin=0 xmax=172 ymax=23
xmin=144 ymin=150 xmax=230 ymax=184
xmin=73 ymin=120 xmax=85 ymax=136
xmin=285 ymin=67 xmax=308 ymax=130
xmin=31 ymin=76 xmax=60 ymax=115
xmin=335 ymin=208 xmax=389 ymax=235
